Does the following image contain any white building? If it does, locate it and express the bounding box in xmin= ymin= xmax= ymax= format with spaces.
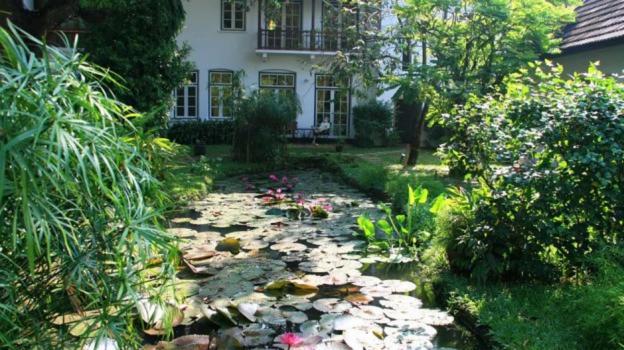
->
xmin=171 ymin=0 xmax=379 ymax=138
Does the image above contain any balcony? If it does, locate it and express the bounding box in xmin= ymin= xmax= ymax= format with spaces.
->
xmin=257 ymin=29 xmax=351 ymax=53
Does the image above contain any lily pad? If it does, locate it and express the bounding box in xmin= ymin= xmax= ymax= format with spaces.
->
xmin=383 ymin=308 xmax=454 ymax=325
xmin=380 ymin=279 xmax=417 ymax=293
xmin=349 ymin=276 xmax=381 ymax=287
xmin=380 ymin=294 xmax=423 ymax=310
xmin=264 ymin=279 xmax=319 ymax=295
xmin=237 ymin=303 xmax=258 ymax=322
xmin=270 ymin=242 xmax=307 ymax=253
xmin=345 ymin=293 xmax=373 ymax=305
xmin=359 ymin=285 xmax=393 ymax=297
xmin=216 ymin=237 xmax=241 ymax=254
xmin=348 ymin=305 xmax=387 ymax=322
xmin=312 ymin=298 xmax=351 ymax=313
xmin=241 ymin=240 xmax=269 ymax=250
xmin=343 ymin=329 xmax=384 ymax=350
xmin=223 ymin=324 xmax=275 ymax=347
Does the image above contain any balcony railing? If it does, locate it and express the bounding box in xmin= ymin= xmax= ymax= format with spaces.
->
xmin=258 ymin=29 xmax=352 ymax=52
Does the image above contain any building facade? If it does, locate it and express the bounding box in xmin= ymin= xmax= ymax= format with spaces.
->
xmin=172 ymin=0 xmax=375 ymax=138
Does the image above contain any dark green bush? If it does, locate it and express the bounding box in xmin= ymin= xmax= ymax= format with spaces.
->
xmin=439 ymin=64 xmax=624 ymax=281
xmin=232 ymin=91 xmax=299 ymax=162
xmin=167 ymin=120 xmax=234 ymax=145
xmin=353 ymin=100 xmax=394 ymax=147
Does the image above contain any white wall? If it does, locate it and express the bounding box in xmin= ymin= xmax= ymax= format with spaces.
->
xmin=554 ymin=44 xmax=624 ymax=79
xmin=177 ymin=0 xmax=361 ymax=134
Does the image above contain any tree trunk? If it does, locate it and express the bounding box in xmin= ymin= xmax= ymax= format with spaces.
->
xmin=404 ymin=100 xmax=429 ymax=166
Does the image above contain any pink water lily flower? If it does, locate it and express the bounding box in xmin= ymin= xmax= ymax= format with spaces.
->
xmin=269 ymin=174 xmax=279 ymax=182
xmin=278 ymin=332 xmax=304 ymax=349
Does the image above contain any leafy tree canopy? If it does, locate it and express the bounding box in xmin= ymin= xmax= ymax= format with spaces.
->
xmin=3 ymin=0 xmax=192 ymax=128
xmin=331 ymin=0 xmax=578 ymax=165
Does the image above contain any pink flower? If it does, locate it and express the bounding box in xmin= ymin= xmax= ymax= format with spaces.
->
xmin=323 ymin=204 xmax=333 ymax=212
xmin=282 ymin=176 xmax=289 ymax=184
xmin=278 ymin=333 xmax=304 ymax=348
xmin=269 ymin=174 xmax=279 ymax=182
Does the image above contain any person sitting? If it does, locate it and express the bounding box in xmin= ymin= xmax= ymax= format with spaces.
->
xmin=312 ymin=117 xmax=331 ymax=145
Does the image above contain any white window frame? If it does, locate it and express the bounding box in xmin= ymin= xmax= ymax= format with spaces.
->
xmin=221 ymin=0 xmax=246 ymax=31
xmin=209 ymin=70 xmax=234 ymax=119
xmin=315 ymin=74 xmax=350 ymax=137
xmin=259 ymin=72 xmax=296 ymax=95
xmin=174 ymin=71 xmax=198 ymax=119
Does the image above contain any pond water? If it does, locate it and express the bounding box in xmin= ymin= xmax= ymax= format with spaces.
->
xmin=148 ymin=171 xmax=477 ymax=349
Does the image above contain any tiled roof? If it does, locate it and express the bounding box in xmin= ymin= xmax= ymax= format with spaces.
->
xmin=561 ymin=0 xmax=624 ymax=51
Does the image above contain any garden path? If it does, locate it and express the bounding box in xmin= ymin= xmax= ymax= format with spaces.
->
xmin=161 ymin=170 xmax=460 ymax=350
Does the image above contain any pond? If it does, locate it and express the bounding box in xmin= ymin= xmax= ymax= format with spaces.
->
xmin=147 ymin=171 xmax=477 ymax=349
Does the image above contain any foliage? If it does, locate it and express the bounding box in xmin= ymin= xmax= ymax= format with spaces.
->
xmin=353 ymin=100 xmax=394 ymax=147
xmin=438 ymin=64 xmax=624 ymax=281
xmin=357 ymin=186 xmax=446 ymax=256
xmin=161 ymin=146 xmax=215 ymax=203
xmin=386 ymin=172 xmax=448 ymax=212
xmin=232 ymin=90 xmax=300 ymax=163
xmin=330 ymin=0 xmax=578 ymax=165
xmin=81 ymin=0 xmax=192 ymax=128
xmin=166 ymin=120 xmax=235 ymax=146
xmin=0 ymin=25 xmax=177 ymax=348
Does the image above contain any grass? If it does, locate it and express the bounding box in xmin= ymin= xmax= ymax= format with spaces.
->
xmin=437 ymin=248 xmax=624 ymax=349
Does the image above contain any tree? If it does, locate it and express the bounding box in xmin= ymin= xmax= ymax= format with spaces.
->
xmin=81 ymin=0 xmax=191 ymax=128
xmin=2 ymin=0 xmax=191 ymax=128
xmin=332 ymin=0 xmax=578 ymax=167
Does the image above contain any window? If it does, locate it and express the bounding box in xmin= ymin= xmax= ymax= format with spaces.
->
xmin=222 ymin=0 xmax=246 ymax=31
xmin=259 ymin=72 xmax=296 ymax=96
xmin=174 ymin=71 xmax=198 ymax=119
xmin=209 ymin=70 xmax=233 ymax=119
xmin=315 ymin=74 xmax=350 ymax=137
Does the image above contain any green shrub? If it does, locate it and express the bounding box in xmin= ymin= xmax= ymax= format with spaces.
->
xmin=0 ymin=25 xmax=176 ymax=348
xmin=353 ymin=100 xmax=394 ymax=147
xmin=166 ymin=120 xmax=234 ymax=145
xmin=232 ymin=90 xmax=299 ymax=162
xmin=439 ymin=64 xmax=624 ymax=281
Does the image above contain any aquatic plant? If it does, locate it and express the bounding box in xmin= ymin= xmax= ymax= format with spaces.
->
xmin=277 ymin=332 xmax=304 ymax=349
xmin=357 ymin=185 xmax=446 ymax=257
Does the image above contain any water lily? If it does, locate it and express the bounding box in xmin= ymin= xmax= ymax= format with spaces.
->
xmin=269 ymin=174 xmax=279 ymax=182
xmin=277 ymin=332 xmax=304 ymax=349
